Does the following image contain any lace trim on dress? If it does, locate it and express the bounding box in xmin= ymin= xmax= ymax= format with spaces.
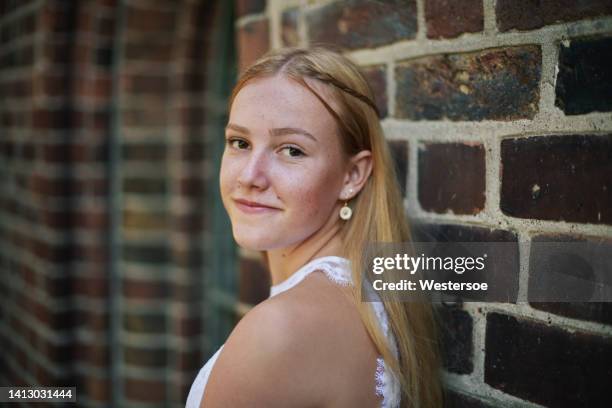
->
xmin=269 ymin=256 xmax=352 ymax=297
xmin=370 ymin=291 xmax=401 ymax=408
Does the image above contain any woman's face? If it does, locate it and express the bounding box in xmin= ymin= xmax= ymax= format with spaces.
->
xmin=220 ymin=75 xmax=348 ymax=251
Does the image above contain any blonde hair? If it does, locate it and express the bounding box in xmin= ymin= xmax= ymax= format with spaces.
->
xmin=228 ymin=46 xmax=443 ymax=408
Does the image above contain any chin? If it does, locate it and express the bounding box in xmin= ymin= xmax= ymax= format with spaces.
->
xmin=232 ymin=227 xmax=276 ymax=251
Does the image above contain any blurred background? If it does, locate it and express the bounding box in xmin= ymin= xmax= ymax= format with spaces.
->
xmin=0 ymin=0 xmax=611 ymax=407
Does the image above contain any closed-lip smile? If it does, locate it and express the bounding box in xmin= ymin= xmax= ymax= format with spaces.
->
xmin=233 ymin=198 xmax=280 ymax=213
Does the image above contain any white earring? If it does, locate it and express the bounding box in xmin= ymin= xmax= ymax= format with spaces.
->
xmin=339 ymin=189 xmax=353 ymax=220
xmin=340 ymin=203 xmax=352 ymax=220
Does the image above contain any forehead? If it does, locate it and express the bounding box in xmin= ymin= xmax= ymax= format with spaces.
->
xmin=229 ymin=75 xmax=338 ymax=135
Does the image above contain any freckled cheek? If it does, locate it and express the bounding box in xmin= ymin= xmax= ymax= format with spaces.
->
xmin=277 ymin=173 xmax=334 ymax=219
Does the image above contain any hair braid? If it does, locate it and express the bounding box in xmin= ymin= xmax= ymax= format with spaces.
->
xmin=307 ymin=70 xmax=381 ymax=118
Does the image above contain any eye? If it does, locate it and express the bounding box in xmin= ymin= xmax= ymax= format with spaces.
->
xmin=227 ymin=137 xmax=249 ymax=150
xmin=280 ymin=145 xmax=305 ymax=158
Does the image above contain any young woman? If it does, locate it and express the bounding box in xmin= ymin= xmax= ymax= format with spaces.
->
xmin=186 ymin=46 xmax=442 ymax=408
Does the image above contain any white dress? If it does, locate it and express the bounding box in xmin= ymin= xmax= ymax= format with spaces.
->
xmin=186 ymin=256 xmax=401 ymax=407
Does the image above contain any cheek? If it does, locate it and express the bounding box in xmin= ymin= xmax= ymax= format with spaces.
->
xmin=219 ymin=156 xmax=235 ymax=201
xmin=279 ymin=166 xmax=340 ymax=218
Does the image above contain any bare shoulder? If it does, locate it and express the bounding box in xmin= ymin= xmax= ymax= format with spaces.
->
xmin=201 ymin=277 xmax=333 ymax=408
xmin=202 ymin=271 xmax=380 ymax=408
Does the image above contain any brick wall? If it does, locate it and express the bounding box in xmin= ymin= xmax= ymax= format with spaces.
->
xmin=235 ymin=0 xmax=612 ymax=406
xmin=0 ymin=1 xmax=227 ymax=407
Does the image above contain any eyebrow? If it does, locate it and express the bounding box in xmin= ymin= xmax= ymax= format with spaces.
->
xmin=225 ymin=123 xmax=317 ymax=142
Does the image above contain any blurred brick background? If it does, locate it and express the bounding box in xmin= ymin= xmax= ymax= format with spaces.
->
xmin=1 ymin=0 xmax=611 ymax=407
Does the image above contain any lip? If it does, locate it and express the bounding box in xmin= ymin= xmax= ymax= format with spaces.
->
xmin=233 ymin=198 xmax=281 ymax=214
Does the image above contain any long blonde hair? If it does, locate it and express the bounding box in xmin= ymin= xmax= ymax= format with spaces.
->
xmin=228 ymin=46 xmax=443 ymax=408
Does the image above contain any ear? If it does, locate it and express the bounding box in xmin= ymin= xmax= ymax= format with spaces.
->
xmin=340 ymin=150 xmax=372 ymax=200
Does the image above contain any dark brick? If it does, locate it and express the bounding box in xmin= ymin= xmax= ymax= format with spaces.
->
xmin=236 ymin=0 xmax=266 ymax=17
xmin=237 ymin=18 xmax=269 ymax=74
xmin=176 ymin=349 xmax=203 ymax=371
xmin=388 ymin=140 xmax=408 ymax=197
xmin=124 ymin=39 xmax=173 ymax=62
xmin=418 ymin=143 xmax=485 ymax=214
xmin=496 ymin=0 xmax=612 ymax=32
xmin=444 ymin=390 xmax=496 ymax=408
xmin=411 ymin=222 xmax=518 ymax=244
xmin=172 ymin=246 xmax=203 ymax=269
xmin=281 ymin=7 xmax=299 ymax=47
xmin=123 ymin=278 xmax=169 ymax=299
xmin=124 ymin=378 xmax=166 ymax=402
xmin=122 ymin=143 xmax=167 ymax=161
xmin=123 ymin=177 xmax=167 ymax=195
xmin=531 ymin=302 xmax=612 ymax=326
xmin=123 ymin=73 xmax=169 ymax=95
xmin=500 ymin=134 xmax=612 ymax=224
xmin=361 ymin=64 xmax=388 ymax=119
xmin=437 ymin=306 xmax=473 ymax=374
xmin=425 ymin=0 xmax=484 ymax=39
xmin=396 ymin=46 xmax=541 ymax=121
xmin=124 ymin=345 xmax=167 ymax=368
xmin=529 ymin=233 xmax=612 ymax=324
xmin=123 ymin=312 xmax=167 ymax=334
xmin=485 ymin=312 xmax=612 ymax=407
xmin=126 ymin=6 xmax=176 ymax=33
xmin=238 ymin=256 xmax=270 ymax=305
xmin=123 ymin=244 xmax=169 ymax=264
xmin=306 ymin=0 xmax=417 ymax=51
xmin=122 ymin=106 xmax=167 ymax=127
xmin=95 ymin=46 xmax=113 ymax=67
xmin=179 ymin=176 xmax=205 ymax=196
xmin=174 ymin=211 xmax=206 ymax=234
xmin=555 ymin=36 xmax=612 ymax=115
xmin=411 ymin=223 xmax=520 ymax=302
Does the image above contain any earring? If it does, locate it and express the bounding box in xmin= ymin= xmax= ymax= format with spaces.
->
xmin=339 ymin=189 xmax=353 ymax=220
xmin=340 ymin=202 xmax=352 ymax=220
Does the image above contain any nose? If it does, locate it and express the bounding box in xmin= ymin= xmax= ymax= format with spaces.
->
xmin=237 ymin=149 xmax=270 ymax=190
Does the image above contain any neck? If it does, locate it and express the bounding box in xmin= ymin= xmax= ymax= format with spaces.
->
xmin=267 ymin=216 xmax=345 ymax=286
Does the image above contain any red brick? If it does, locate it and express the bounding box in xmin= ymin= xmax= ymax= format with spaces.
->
xmin=73 ymin=276 xmax=109 ymax=298
xmin=74 ymin=342 xmax=109 ymax=368
xmin=237 ymin=18 xmax=269 ymax=74
xmin=175 ymin=316 xmax=202 ymax=338
xmin=126 ymin=6 xmax=176 ymax=33
xmin=425 ymin=0 xmax=484 ymax=39
xmin=175 ymin=349 xmax=203 ymax=371
xmin=123 ymin=278 xmax=169 ymax=299
xmin=79 ymin=375 xmax=110 ymax=402
xmin=124 ymin=39 xmax=173 ymax=62
xmin=125 ymin=378 xmax=166 ymax=402
xmin=73 ymin=309 xmax=108 ymax=332
xmin=236 ymin=0 xmax=266 ymax=17
xmin=418 ymin=143 xmax=485 ymax=214
xmin=179 ymin=176 xmax=205 ymax=196
xmin=361 ymin=64 xmax=388 ymax=118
